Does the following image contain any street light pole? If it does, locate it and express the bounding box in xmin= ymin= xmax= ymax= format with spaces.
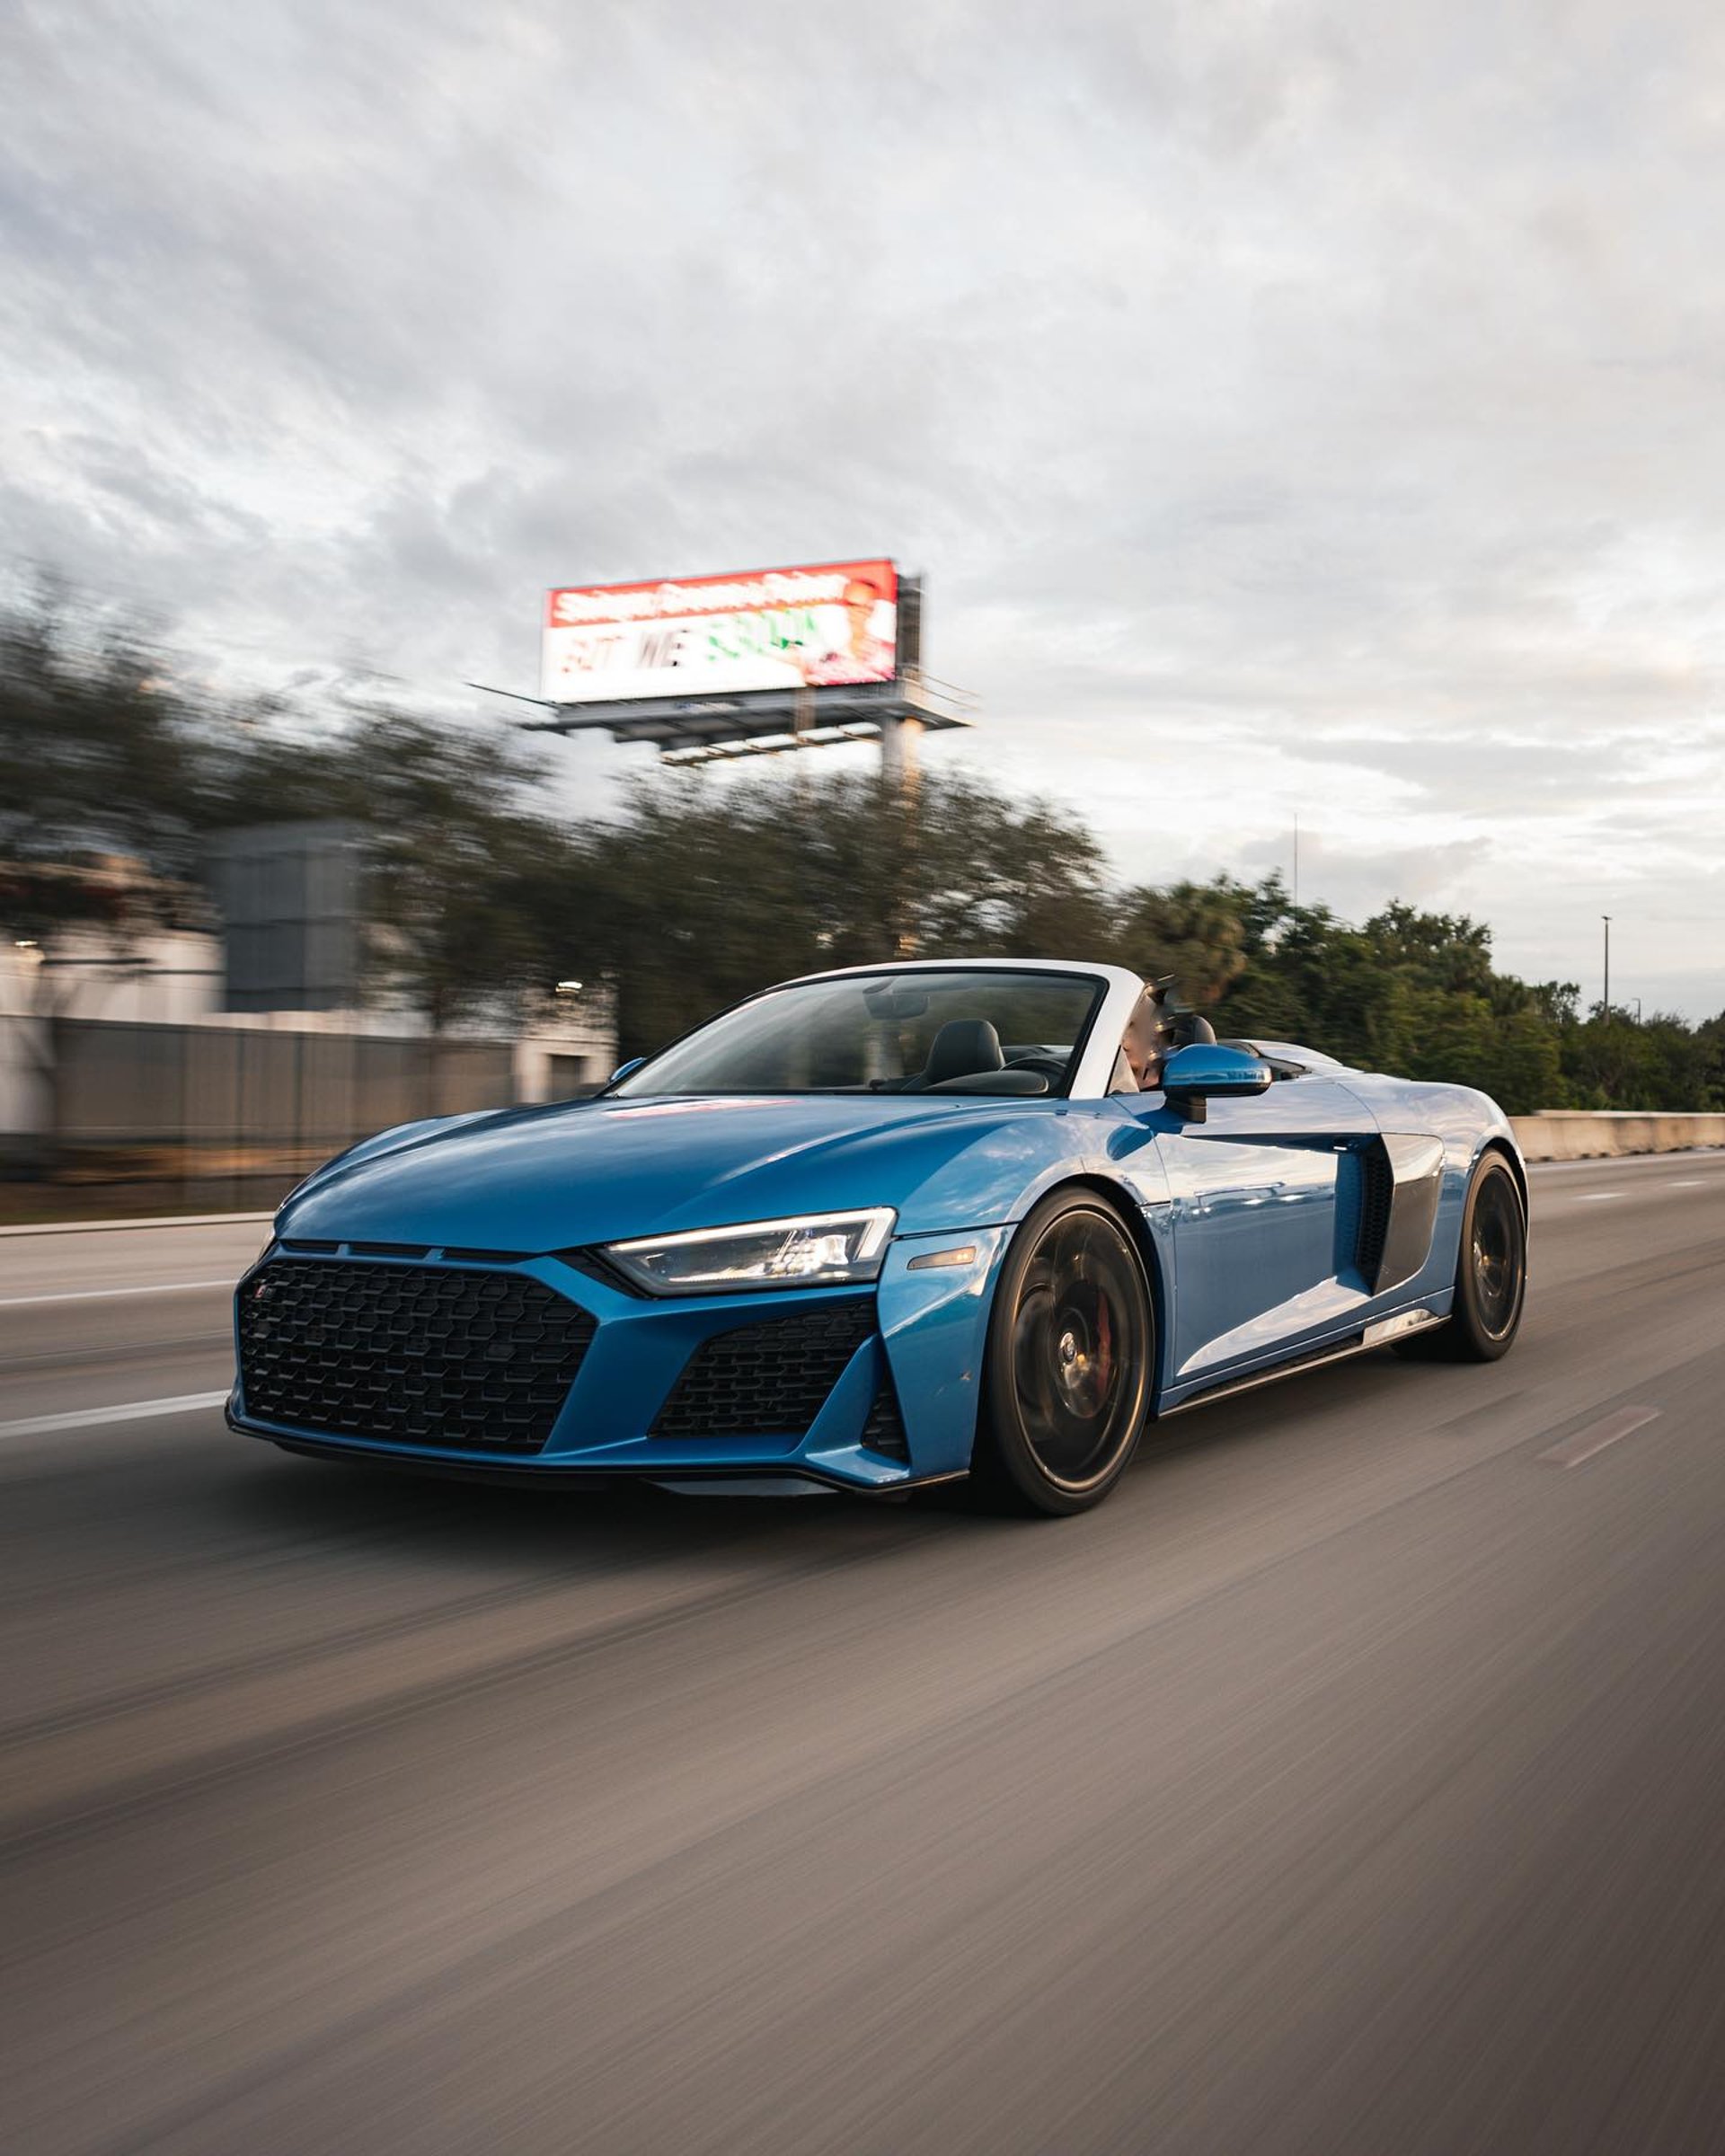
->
xmin=1601 ymin=915 xmax=1611 ymax=1021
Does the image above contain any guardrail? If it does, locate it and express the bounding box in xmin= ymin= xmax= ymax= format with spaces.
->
xmin=1510 ymin=1112 xmax=1725 ymax=1162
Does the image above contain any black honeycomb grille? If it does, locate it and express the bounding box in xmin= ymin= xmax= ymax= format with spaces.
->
xmin=237 ymin=1259 xmax=596 ymax=1454
xmin=1356 ymin=1143 xmax=1395 ymax=1284
xmin=652 ymin=1300 xmax=874 ymax=1440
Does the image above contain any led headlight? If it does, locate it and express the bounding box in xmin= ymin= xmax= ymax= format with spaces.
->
xmin=602 ymin=1208 xmax=896 ymax=1296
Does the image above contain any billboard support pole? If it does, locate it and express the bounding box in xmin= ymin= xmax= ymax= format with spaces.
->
xmin=880 ymin=710 xmax=922 ymax=798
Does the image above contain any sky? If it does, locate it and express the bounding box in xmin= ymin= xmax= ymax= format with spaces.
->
xmin=4 ymin=0 xmax=1724 ymax=1016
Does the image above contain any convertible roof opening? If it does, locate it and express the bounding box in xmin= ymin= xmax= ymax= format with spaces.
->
xmin=611 ymin=966 xmax=1110 ymax=1100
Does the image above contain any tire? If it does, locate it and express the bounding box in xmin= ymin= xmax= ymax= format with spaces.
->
xmin=967 ymin=1189 xmax=1154 ymax=1515
xmin=1395 ymin=1153 xmax=1526 ymax=1364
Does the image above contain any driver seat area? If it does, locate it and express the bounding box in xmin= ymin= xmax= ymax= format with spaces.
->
xmin=908 ymin=1018 xmax=1005 ymax=1089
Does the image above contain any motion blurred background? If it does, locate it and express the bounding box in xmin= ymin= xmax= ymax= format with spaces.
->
xmin=4 ymin=592 xmax=1722 ymax=1221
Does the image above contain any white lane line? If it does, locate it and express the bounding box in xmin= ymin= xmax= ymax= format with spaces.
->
xmin=0 ymin=1211 xmax=271 ymax=1238
xmin=1572 ymin=1192 xmax=1623 ymax=1202
xmin=0 ymin=1391 xmax=230 ymax=1441
xmin=0 ymin=1279 xmax=235 ymax=1311
xmin=1538 ymin=1406 xmax=1662 ymax=1469
xmin=1668 ymin=1180 xmax=1706 ymax=1188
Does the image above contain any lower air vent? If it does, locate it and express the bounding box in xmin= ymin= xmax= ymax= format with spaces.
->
xmin=651 ymin=1300 xmax=875 ymax=1440
xmin=238 ymin=1259 xmax=596 ymax=1454
xmin=860 ymin=1374 xmax=910 ymax=1462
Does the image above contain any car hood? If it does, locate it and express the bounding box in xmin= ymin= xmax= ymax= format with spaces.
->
xmin=277 ymin=1092 xmax=1092 ymax=1250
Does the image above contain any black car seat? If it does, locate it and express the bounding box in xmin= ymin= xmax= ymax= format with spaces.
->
xmin=909 ymin=1018 xmax=1005 ymax=1089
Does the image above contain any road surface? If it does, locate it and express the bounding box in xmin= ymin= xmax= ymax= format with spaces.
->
xmin=2 ymin=1156 xmax=1722 ymax=2154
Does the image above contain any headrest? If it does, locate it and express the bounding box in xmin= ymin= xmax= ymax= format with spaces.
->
xmin=921 ymin=1018 xmax=1005 ymax=1083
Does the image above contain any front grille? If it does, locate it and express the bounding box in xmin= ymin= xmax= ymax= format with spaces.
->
xmin=237 ymin=1259 xmax=597 ymax=1454
xmin=652 ymin=1300 xmax=875 ymax=1440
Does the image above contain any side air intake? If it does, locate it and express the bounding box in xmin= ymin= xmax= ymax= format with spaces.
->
xmin=651 ymin=1301 xmax=875 ymax=1440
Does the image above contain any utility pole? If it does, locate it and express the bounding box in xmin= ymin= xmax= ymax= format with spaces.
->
xmin=1601 ymin=915 xmax=1611 ymax=1021
xmin=1293 ymin=813 xmax=1300 ymax=911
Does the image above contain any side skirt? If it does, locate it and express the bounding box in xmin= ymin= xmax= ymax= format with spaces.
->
xmin=1155 ymin=1307 xmax=1446 ymax=1418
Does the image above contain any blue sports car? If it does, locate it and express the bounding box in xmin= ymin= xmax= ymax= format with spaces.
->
xmin=229 ymin=959 xmax=1528 ymax=1515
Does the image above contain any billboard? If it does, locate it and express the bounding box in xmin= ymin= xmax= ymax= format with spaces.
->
xmin=542 ymin=559 xmax=898 ymax=705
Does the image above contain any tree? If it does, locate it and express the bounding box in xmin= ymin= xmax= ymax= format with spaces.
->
xmin=0 ymin=577 xmax=214 ymax=928
xmin=571 ymin=769 xmax=1117 ymax=1058
xmin=1113 ymin=879 xmax=1248 ymax=1006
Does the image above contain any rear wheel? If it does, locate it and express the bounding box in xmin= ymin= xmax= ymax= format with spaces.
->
xmin=968 ymin=1190 xmax=1154 ymax=1515
xmin=1396 ymin=1153 xmax=1526 ymax=1363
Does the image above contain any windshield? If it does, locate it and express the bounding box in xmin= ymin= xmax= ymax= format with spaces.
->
xmin=612 ymin=968 xmax=1108 ymax=1099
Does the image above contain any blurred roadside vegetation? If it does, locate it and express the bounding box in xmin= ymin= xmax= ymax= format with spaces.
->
xmin=4 ymin=579 xmax=1721 ymax=1118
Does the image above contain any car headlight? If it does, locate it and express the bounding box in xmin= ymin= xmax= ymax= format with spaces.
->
xmin=601 ymin=1208 xmax=897 ymax=1296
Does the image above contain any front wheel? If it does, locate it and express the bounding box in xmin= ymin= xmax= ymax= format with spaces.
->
xmin=968 ymin=1190 xmax=1154 ymax=1515
xmin=1396 ymin=1153 xmax=1527 ymax=1363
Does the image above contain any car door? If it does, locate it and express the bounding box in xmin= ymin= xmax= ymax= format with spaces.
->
xmin=1118 ymin=1069 xmax=1381 ymax=1383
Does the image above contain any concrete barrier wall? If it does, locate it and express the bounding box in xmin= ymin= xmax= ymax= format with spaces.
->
xmin=1510 ymin=1112 xmax=1725 ymax=1162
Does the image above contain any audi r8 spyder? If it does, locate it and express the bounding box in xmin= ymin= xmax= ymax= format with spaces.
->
xmin=229 ymin=959 xmax=1528 ymax=1515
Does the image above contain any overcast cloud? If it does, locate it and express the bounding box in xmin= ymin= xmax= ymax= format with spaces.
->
xmin=4 ymin=0 xmax=1724 ymax=1012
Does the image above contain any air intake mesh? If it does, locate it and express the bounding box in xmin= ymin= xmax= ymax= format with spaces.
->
xmin=651 ymin=1300 xmax=874 ymax=1440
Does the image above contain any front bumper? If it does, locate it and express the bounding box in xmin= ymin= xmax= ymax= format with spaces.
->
xmin=228 ymin=1231 xmax=1007 ymax=1491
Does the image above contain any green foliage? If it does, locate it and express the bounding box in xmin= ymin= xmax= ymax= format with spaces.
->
xmin=1114 ymin=879 xmax=1248 ymax=1006
xmin=1558 ymin=1011 xmax=1723 ymax=1112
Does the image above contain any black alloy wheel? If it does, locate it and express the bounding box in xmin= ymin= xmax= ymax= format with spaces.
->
xmin=969 ymin=1189 xmax=1154 ymax=1515
xmin=1396 ymin=1152 xmax=1527 ymax=1363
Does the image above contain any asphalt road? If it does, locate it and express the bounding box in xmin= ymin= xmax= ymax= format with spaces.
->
xmin=2 ymin=1156 xmax=1723 ymax=2156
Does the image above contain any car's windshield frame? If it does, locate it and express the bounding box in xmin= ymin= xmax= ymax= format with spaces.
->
xmin=607 ymin=964 xmax=1118 ymax=1102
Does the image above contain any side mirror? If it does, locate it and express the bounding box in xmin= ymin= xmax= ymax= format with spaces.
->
xmin=608 ymin=1056 xmax=647 ymax=1086
xmin=1160 ymin=1042 xmax=1272 ymax=1123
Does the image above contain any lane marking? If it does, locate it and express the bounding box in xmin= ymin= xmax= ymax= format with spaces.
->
xmin=1668 ymin=1180 xmax=1705 ymax=1188
xmin=1572 ymin=1192 xmax=1623 ymax=1202
xmin=0 ymin=1391 xmax=229 ymax=1441
xmin=1538 ymin=1406 xmax=1662 ymax=1469
xmin=1528 ymin=1153 xmax=1725 ymax=1178
xmin=0 ymin=1279 xmax=235 ymax=1311
xmin=0 ymin=1212 xmax=271 ymax=1239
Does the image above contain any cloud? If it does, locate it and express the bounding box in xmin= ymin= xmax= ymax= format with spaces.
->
xmin=3 ymin=0 xmax=1723 ymax=1013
